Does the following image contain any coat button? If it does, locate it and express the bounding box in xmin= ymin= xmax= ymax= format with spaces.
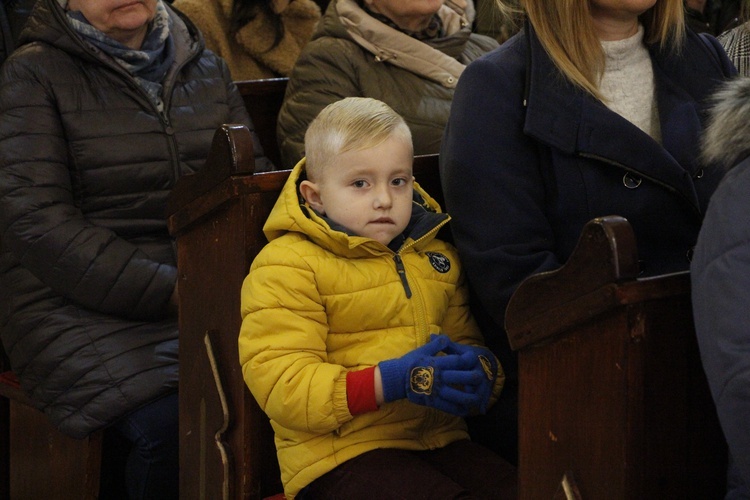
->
xmin=622 ymin=172 xmax=642 ymax=189
xmin=686 ymin=247 xmax=694 ymax=262
xmin=694 ymin=168 xmax=704 ymax=179
xmin=446 ymin=76 xmax=455 ymax=85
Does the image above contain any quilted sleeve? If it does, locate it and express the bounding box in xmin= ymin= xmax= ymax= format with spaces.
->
xmin=0 ymin=50 xmax=176 ymax=321
xmin=238 ymin=240 xmax=353 ymax=433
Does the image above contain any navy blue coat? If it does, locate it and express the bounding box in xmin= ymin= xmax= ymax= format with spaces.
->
xmin=440 ymin=24 xmax=736 ymax=383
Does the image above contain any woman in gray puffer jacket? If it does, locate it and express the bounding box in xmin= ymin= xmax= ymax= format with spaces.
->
xmin=692 ymin=76 xmax=750 ymax=500
xmin=0 ymin=0 xmax=271 ymax=497
xmin=276 ymin=0 xmax=498 ymax=169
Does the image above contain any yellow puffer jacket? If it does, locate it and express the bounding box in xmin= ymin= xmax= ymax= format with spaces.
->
xmin=239 ymin=159 xmax=504 ymax=498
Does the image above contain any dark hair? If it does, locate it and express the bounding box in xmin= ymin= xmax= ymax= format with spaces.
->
xmin=231 ymin=0 xmax=284 ymax=50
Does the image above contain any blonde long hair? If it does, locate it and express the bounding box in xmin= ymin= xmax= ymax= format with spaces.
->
xmin=495 ymin=0 xmax=685 ymax=99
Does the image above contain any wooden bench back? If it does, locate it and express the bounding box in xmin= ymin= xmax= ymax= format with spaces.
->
xmin=0 ymin=285 xmax=103 ymax=500
xmin=236 ymin=78 xmax=288 ymax=170
xmin=505 ymin=216 xmax=727 ymax=499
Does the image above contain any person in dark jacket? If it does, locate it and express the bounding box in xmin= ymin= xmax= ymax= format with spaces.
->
xmin=0 ymin=0 xmax=272 ymax=497
xmin=684 ymin=0 xmax=742 ymax=35
xmin=439 ymin=0 xmax=735 ymax=465
xmin=692 ymin=75 xmax=750 ymax=500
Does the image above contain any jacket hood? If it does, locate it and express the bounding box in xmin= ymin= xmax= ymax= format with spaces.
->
xmin=19 ymin=0 xmax=204 ymax=72
xmin=317 ymin=0 xmax=476 ymax=88
xmin=701 ymin=76 xmax=750 ymax=170
xmin=263 ymin=158 xmax=449 ymax=257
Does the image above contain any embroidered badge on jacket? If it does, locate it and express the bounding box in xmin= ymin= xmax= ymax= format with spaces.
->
xmin=426 ymin=252 xmax=450 ymax=273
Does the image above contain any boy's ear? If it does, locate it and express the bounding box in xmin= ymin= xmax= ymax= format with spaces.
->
xmin=299 ymin=180 xmax=325 ymax=214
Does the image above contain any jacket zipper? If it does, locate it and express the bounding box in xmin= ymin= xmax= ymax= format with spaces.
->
xmin=389 ymin=212 xmax=450 ymax=342
xmin=62 ymin=8 xmax=197 ymax=183
xmin=578 ymin=152 xmax=702 ymax=217
xmin=153 ymin=52 xmax=194 ymax=182
xmin=393 ymin=254 xmax=412 ymax=298
xmin=390 ymin=215 xmax=449 ymax=298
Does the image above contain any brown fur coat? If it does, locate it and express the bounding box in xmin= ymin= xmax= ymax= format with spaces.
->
xmin=172 ymin=0 xmax=320 ymax=80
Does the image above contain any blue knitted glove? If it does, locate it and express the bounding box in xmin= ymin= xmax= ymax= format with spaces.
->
xmin=442 ymin=341 xmax=498 ymax=414
xmin=378 ymin=334 xmax=485 ymax=416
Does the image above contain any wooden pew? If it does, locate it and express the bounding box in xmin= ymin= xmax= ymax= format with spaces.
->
xmin=236 ymin=78 xmax=288 ymax=170
xmin=166 ymin=124 xmax=442 ymax=499
xmin=0 ymin=343 xmax=103 ymax=500
xmin=505 ymin=216 xmax=727 ymax=499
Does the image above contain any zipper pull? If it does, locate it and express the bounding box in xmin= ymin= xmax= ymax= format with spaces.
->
xmin=393 ymin=254 xmax=412 ymax=298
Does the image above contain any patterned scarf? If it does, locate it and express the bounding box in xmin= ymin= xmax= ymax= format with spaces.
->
xmin=66 ymin=1 xmax=175 ymax=111
xmin=360 ymin=3 xmax=445 ymax=41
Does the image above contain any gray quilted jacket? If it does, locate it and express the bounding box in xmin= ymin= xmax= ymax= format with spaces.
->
xmin=0 ymin=0 xmax=267 ymax=438
xmin=692 ymin=76 xmax=750 ymax=497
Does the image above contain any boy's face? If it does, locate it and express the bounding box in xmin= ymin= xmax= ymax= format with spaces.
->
xmin=300 ymin=135 xmax=414 ymax=247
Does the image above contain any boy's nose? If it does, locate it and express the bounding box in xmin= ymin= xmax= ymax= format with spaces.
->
xmin=374 ymin=186 xmax=392 ymax=209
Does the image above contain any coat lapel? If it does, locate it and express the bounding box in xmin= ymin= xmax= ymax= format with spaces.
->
xmin=522 ymin=26 xmax=705 ymax=211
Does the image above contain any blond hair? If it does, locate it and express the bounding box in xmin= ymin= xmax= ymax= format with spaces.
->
xmin=495 ymin=0 xmax=685 ymax=100
xmin=303 ymin=97 xmax=413 ymax=181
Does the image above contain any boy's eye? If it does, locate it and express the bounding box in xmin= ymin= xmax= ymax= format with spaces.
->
xmin=392 ymin=178 xmax=407 ymax=186
xmin=353 ymin=180 xmax=367 ymax=188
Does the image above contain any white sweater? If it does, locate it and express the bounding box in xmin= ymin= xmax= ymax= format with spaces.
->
xmin=599 ymin=25 xmax=661 ymax=142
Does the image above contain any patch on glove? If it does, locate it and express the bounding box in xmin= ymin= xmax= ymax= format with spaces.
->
xmin=410 ymin=366 xmax=434 ymax=395
xmin=426 ymin=252 xmax=451 ymax=273
xmin=479 ymin=355 xmax=494 ymax=380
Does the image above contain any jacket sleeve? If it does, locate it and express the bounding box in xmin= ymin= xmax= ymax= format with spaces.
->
xmin=239 ymin=243 xmax=354 ymax=433
xmin=696 ymin=32 xmax=739 ymax=79
xmin=0 ymin=55 xmax=176 ymax=321
xmin=691 ymin=173 xmax=750 ymax=487
xmin=439 ymin=247 xmax=505 ymax=403
xmin=440 ymin=51 xmax=562 ymax=345
xmin=277 ymin=38 xmax=363 ymax=168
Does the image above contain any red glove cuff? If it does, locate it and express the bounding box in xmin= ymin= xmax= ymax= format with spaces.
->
xmin=346 ymin=367 xmax=378 ymax=415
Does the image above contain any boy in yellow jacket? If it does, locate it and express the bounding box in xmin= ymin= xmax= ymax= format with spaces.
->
xmin=239 ymin=97 xmax=516 ymax=499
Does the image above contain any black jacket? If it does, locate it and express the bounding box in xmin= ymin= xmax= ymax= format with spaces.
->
xmin=684 ymin=0 xmax=741 ymax=35
xmin=0 ymin=0 xmax=265 ymax=438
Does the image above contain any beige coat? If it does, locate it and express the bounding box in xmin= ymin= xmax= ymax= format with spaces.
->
xmin=172 ymin=0 xmax=320 ymax=80
xmin=276 ymin=0 xmax=498 ymax=168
